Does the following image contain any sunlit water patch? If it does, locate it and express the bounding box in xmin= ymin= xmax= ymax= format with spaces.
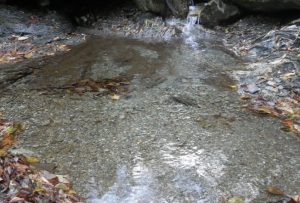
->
xmin=160 ymin=142 xmax=228 ymax=188
xmin=87 ymin=157 xmax=156 ymax=203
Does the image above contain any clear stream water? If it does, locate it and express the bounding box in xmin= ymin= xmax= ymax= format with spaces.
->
xmin=1 ymin=24 xmax=299 ymax=203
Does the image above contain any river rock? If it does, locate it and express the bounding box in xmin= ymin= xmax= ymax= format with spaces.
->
xmin=226 ymin=0 xmax=300 ymax=11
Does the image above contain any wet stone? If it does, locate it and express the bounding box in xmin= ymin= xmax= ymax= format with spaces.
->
xmin=266 ymin=80 xmax=276 ymax=86
xmin=244 ymin=83 xmax=259 ymax=94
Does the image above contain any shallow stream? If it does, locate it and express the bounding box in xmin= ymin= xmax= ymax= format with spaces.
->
xmin=1 ymin=34 xmax=299 ymax=202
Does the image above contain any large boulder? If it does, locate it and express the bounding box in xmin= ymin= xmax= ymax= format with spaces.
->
xmin=199 ymin=0 xmax=240 ymax=26
xmin=132 ymin=0 xmax=188 ymax=17
xmin=132 ymin=0 xmax=167 ymax=15
xmin=165 ymin=0 xmax=188 ymax=17
xmin=226 ymin=0 xmax=300 ymax=12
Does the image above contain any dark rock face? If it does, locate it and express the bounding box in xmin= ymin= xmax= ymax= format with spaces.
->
xmin=226 ymin=0 xmax=300 ymax=11
xmin=132 ymin=0 xmax=188 ymax=17
xmin=132 ymin=0 xmax=167 ymax=15
xmin=166 ymin=0 xmax=188 ymax=17
xmin=199 ymin=0 xmax=240 ymax=26
xmin=198 ymin=0 xmax=300 ymax=26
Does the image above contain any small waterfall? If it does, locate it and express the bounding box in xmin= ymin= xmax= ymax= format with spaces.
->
xmin=186 ymin=6 xmax=201 ymax=25
xmin=183 ymin=5 xmax=202 ymax=48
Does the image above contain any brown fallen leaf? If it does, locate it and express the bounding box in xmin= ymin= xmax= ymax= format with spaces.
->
xmin=228 ymin=85 xmax=237 ymax=90
xmin=14 ymin=163 xmax=29 ymax=173
xmin=228 ymin=196 xmax=244 ymax=203
xmin=266 ymin=186 xmax=285 ymax=196
xmin=24 ymin=52 xmax=34 ymax=59
xmin=46 ymin=52 xmax=55 ymax=56
xmin=0 ymin=149 xmax=7 ymax=157
xmin=57 ymin=44 xmax=71 ymax=52
xmin=281 ymin=72 xmax=296 ymax=80
xmin=219 ymin=196 xmax=227 ymax=203
xmin=9 ymin=197 xmax=25 ymax=203
xmin=240 ymin=95 xmax=250 ymax=100
xmin=282 ymin=119 xmax=294 ymax=129
xmin=257 ymin=107 xmax=272 ymax=115
xmin=291 ymin=195 xmax=300 ymax=203
xmin=240 ymin=104 xmax=248 ymax=108
xmin=0 ymin=133 xmax=17 ymax=149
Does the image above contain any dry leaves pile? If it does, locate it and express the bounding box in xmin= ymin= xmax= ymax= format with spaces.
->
xmin=0 ymin=119 xmax=84 ymax=203
xmin=0 ymin=38 xmax=72 ymax=65
xmin=242 ymin=93 xmax=300 ymax=135
xmin=0 ymin=44 xmax=70 ymax=65
xmin=69 ymin=78 xmax=130 ymax=99
xmin=219 ymin=186 xmax=300 ymax=203
xmin=266 ymin=186 xmax=300 ymax=203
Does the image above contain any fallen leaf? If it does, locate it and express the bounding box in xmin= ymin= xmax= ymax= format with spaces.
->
xmin=111 ymin=94 xmax=120 ymax=100
xmin=57 ymin=175 xmax=70 ymax=184
xmin=240 ymin=95 xmax=250 ymax=100
xmin=68 ymin=190 xmax=77 ymax=195
xmin=25 ymin=156 xmax=40 ymax=164
xmin=1 ymin=133 xmax=17 ymax=149
xmin=281 ymin=127 xmax=293 ymax=132
xmin=0 ymin=149 xmax=7 ymax=157
xmin=257 ymin=107 xmax=272 ymax=115
xmin=57 ymin=44 xmax=71 ymax=52
xmin=17 ymin=36 xmax=29 ymax=41
xmin=24 ymin=52 xmax=33 ymax=59
xmin=291 ymin=195 xmax=300 ymax=203
xmin=228 ymin=85 xmax=237 ymax=89
xmin=6 ymin=123 xmax=23 ymax=135
xmin=14 ymin=163 xmax=29 ymax=173
xmin=55 ymin=183 xmax=69 ymax=191
xmin=46 ymin=52 xmax=55 ymax=56
xmin=228 ymin=197 xmax=244 ymax=203
xmin=53 ymin=36 xmax=60 ymax=41
xmin=33 ymin=188 xmax=46 ymax=193
xmin=282 ymin=119 xmax=294 ymax=129
xmin=240 ymin=104 xmax=248 ymax=108
xmin=266 ymin=186 xmax=285 ymax=196
xmin=9 ymin=197 xmax=25 ymax=203
xmin=281 ymin=72 xmax=296 ymax=80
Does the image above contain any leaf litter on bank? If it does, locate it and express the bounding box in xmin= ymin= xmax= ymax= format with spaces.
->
xmin=266 ymin=186 xmax=285 ymax=196
xmin=266 ymin=186 xmax=300 ymax=203
xmin=0 ymin=118 xmax=85 ymax=202
xmin=244 ymin=93 xmax=300 ymax=135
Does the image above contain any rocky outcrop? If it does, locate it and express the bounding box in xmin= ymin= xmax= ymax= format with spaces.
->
xmin=165 ymin=0 xmax=188 ymax=17
xmin=132 ymin=0 xmax=167 ymax=16
xmin=226 ymin=0 xmax=300 ymax=12
xmin=199 ymin=0 xmax=240 ymax=26
xmin=198 ymin=0 xmax=300 ymax=27
xmin=132 ymin=0 xmax=188 ymax=17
